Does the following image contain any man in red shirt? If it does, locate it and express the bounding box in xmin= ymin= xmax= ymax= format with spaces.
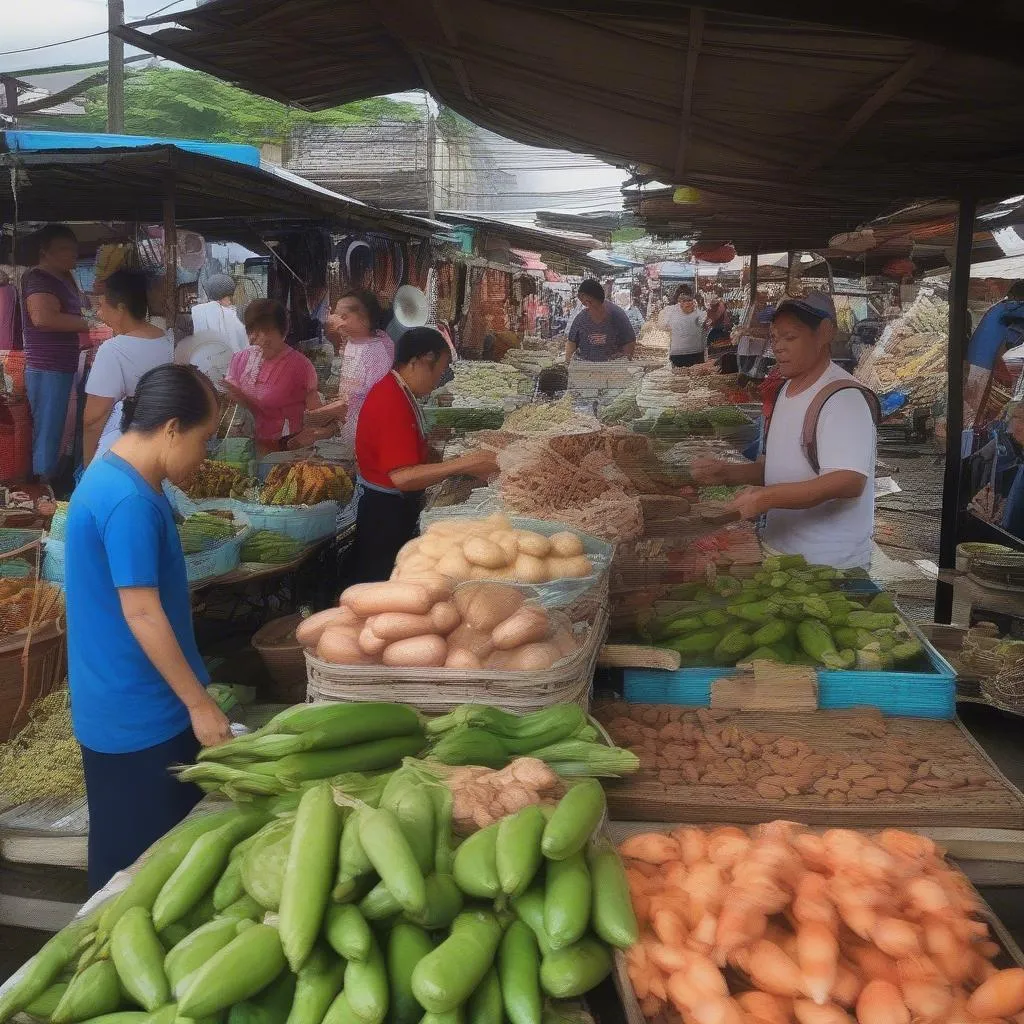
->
xmin=346 ymin=327 xmax=495 ymax=584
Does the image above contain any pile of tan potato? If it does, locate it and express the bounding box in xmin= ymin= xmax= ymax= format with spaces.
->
xmin=393 ymin=514 xmax=593 ymax=585
xmin=298 ymin=577 xmax=578 ymax=671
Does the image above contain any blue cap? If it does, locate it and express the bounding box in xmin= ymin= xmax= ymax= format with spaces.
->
xmin=771 ymin=292 xmax=837 ymax=324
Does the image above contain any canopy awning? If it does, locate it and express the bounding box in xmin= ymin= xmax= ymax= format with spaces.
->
xmin=0 ymin=132 xmax=435 ymax=236
xmin=118 ymin=0 xmax=1024 ymax=251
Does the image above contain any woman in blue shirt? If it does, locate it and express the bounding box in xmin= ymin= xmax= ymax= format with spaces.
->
xmin=66 ymin=363 xmax=232 ymax=892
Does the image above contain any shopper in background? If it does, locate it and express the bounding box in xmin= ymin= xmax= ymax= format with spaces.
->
xmin=705 ymin=286 xmax=732 ymax=346
xmin=21 ymin=224 xmax=90 ymax=482
xmin=660 ymin=284 xmax=706 ymax=368
xmin=190 ymin=273 xmax=248 ymax=355
xmin=624 ymin=287 xmax=645 ymax=335
xmin=0 ymin=270 xmax=20 ymax=351
xmin=66 ymin=364 xmax=231 ymax=892
xmin=347 ymin=327 xmax=496 ymax=584
xmin=312 ymin=289 xmax=395 ymax=446
xmin=82 ymin=270 xmax=174 ymax=467
xmin=566 ymin=279 xmax=636 ymax=363
xmin=223 ymin=298 xmax=325 ymax=456
xmin=692 ymin=293 xmax=878 ymax=569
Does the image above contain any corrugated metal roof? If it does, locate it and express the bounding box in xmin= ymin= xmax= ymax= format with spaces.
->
xmin=0 ymin=132 xmax=435 ymax=236
xmin=117 ymin=0 xmax=1024 ymax=254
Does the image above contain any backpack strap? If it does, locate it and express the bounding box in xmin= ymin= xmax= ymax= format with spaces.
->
xmin=802 ymin=380 xmax=880 ymax=475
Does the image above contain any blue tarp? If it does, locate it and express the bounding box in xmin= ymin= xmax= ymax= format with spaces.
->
xmin=2 ymin=130 xmax=260 ymax=168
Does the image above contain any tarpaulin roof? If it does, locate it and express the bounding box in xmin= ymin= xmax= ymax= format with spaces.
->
xmin=119 ymin=0 xmax=1024 ymax=252
xmin=0 ymin=131 xmax=435 ymax=237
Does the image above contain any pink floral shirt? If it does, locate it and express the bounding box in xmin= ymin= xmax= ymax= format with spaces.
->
xmin=226 ymin=344 xmax=318 ymax=442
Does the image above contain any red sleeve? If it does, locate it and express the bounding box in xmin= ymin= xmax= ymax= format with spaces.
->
xmin=358 ymin=379 xmax=424 ymax=483
xmin=375 ymin=398 xmax=423 ymax=474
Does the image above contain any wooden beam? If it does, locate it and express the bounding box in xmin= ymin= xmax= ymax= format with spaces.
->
xmin=803 ymin=44 xmax=943 ymax=173
xmin=673 ymin=7 xmax=704 ymax=181
xmin=162 ymin=174 xmax=178 ymax=326
xmin=935 ymin=191 xmax=976 ymax=624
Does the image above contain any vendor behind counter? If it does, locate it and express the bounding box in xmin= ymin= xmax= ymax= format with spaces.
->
xmin=343 ymin=327 xmax=496 ymax=585
xmin=692 ymin=292 xmax=879 ymax=570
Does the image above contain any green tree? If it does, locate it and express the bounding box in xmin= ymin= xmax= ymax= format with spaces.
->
xmin=72 ymin=68 xmax=420 ymax=145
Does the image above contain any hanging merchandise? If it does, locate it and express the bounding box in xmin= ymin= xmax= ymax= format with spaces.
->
xmin=691 ymin=242 xmax=736 ymax=263
xmin=883 ymin=257 xmax=916 ymax=279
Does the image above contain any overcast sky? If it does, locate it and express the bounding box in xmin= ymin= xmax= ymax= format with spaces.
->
xmin=4 ymin=0 xmax=627 ymax=212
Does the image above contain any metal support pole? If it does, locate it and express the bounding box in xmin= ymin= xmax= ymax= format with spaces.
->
xmin=107 ymin=0 xmax=125 ymax=133
xmin=425 ymin=113 xmax=436 ymax=218
xmin=749 ymin=248 xmax=758 ymax=302
xmin=935 ymin=192 xmax=976 ymax=623
xmin=163 ymin=180 xmax=177 ymax=327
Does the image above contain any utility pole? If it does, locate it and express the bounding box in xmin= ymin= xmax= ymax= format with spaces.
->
xmin=425 ymin=111 xmax=436 ymax=217
xmin=107 ymin=0 xmax=125 ymax=133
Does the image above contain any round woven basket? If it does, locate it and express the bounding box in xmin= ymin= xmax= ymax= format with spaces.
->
xmin=252 ymin=613 xmax=306 ymax=703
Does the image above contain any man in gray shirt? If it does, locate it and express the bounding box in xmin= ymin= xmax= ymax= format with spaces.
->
xmin=565 ymin=279 xmax=636 ymax=363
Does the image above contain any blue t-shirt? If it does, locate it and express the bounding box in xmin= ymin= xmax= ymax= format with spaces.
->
xmin=66 ymin=452 xmax=207 ymax=754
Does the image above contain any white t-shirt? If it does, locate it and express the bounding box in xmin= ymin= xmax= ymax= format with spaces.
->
xmin=660 ymin=305 xmax=706 ymax=355
xmin=87 ymin=331 xmax=175 ymax=457
xmin=762 ymin=362 xmax=876 ymax=569
xmin=190 ymin=300 xmax=249 ymax=354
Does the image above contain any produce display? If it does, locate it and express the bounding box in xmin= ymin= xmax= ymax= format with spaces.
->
xmin=183 ymin=460 xmax=251 ymax=500
xmin=425 ymin=407 xmax=505 ymax=431
xmin=423 ymin=703 xmax=639 ymax=779
xmin=496 ymin=434 xmax=648 ymax=543
xmin=176 ymin=702 xmax=427 ymax=800
xmin=241 ymin=531 xmax=306 ymax=565
xmin=503 ymin=397 xmax=600 ymax=435
xmin=635 ymin=407 xmax=750 ymax=440
xmin=501 ymin=347 xmax=560 ymax=376
xmin=594 ymin=704 xmax=1011 ymax=808
xmin=599 ymin=391 xmax=641 ymax=427
xmin=439 ymin=362 xmax=532 ymax=406
xmin=300 ymin=577 xmax=580 ymax=672
xmin=633 ymin=556 xmax=925 ymax=671
xmin=855 ymin=292 xmax=948 ymax=411
xmin=619 ymin=820 xmax=1024 ymax=1024
xmin=0 ymin=578 xmax=64 ymax=635
xmin=392 ymin=514 xmax=594 ymax=585
xmin=260 ymin=463 xmax=353 ymax=507
xmin=0 ymin=688 xmax=83 ymax=807
xmin=177 ymin=512 xmax=238 ymax=555
xmin=178 ymin=703 xmax=637 ymax=803
xmin=0 ymin=712 xmax=636 ymax=1024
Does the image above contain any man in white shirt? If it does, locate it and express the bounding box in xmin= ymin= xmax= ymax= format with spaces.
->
xmin=692 ymin=292 xmax=877 ymax=568
xmin=659 ymin=284 xmax=706 ymax=367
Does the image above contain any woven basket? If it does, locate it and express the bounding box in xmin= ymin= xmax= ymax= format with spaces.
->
xmin=0 ymin=619 xmax=66 ymax=738
xmin=252 ymin=613 xmax=306 ymax=703
xmin=306 ymin=607 xmax=607 ymax=714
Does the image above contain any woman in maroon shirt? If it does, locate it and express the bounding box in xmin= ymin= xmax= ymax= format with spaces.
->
xmin=21 ymin=224 xmax=89 ymax=481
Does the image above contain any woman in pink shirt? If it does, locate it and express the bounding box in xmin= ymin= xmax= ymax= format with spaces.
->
xmin=222 ymin=299 xmax=325 ymax=456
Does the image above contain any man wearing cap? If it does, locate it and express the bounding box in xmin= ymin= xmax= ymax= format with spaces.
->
xmin=692 ymin=292 xmax=877 ymax=569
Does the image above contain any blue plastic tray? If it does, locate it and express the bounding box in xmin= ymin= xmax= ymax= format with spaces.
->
xmin=624 ymin=623 xmax=957 ymax=719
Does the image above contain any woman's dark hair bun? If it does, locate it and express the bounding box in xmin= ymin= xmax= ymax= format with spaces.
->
xmin=119 ymin=396 xmax=138 ymax=433
xmin=122 ymin=364 xmax=217 ymax=436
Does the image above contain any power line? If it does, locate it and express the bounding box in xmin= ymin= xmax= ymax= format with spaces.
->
xmin=0 ymin=30 xmax=107 ymax=57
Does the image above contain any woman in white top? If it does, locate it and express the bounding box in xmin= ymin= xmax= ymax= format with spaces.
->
xmin=659 ymin=284 xmax=706 ymax=367
xmin=82 ymin=270 xmax=174 ymax=467
xmin=691 ymin=293 xmax=876 ymax=569
xmin=189 ymin=274 xmax=248 ymax=356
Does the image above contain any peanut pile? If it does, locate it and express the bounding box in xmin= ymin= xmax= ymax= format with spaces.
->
xmin=595 ymin=704 xmax=1007 ymax=805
